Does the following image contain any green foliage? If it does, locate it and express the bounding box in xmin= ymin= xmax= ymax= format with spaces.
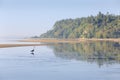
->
xmin=40 ymin=12 xmax=120 ymax=38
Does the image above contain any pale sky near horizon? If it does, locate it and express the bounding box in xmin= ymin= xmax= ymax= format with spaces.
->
xmin=0 ymin=0 xmax=120 ymax=39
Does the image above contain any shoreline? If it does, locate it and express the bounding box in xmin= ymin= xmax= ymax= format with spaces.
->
xmin=19 ymin=38 xmax=120 ymax=43
xmin=0 ymin=38 xmax=119 ymax=48
xmin=0 ymin=43 xmax=51 ymax=48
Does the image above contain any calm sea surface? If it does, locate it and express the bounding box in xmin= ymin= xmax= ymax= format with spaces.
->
xmin=0 ymin=40 xmax=120 ymax=80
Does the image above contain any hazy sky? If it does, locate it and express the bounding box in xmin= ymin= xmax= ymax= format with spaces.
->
xmin=0 ymin=0 xmax=120 ymax=38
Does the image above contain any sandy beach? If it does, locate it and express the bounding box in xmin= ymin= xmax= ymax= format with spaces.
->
xmin=0 ymin=43 xmax=51 ymax=48
xmin=19 ymin=38 xmax=120 ymax=43
xmin=0 ymin=38 xmax=119 ymax=48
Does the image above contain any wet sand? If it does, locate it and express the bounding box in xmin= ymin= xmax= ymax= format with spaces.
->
xmin=0 ymin=44 xmax=50 ymax=48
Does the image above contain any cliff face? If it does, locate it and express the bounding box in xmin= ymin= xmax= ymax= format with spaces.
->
xmin=40 ymin=12 xmax=120 ymax=38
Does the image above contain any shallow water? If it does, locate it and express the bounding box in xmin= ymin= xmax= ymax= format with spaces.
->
xmin=0 ymin=41 xmax=120 ymax=80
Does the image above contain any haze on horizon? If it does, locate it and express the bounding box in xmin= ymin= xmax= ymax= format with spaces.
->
xmin=0 ymin=0 xmax=120 ymax=39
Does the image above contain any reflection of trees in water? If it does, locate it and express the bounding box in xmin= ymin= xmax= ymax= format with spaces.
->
xmin=49 ymin=42 xmax=120 ymax=67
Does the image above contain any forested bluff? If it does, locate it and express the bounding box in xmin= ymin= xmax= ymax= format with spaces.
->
xmin=40 ymin=12 xmax=120 ymax=39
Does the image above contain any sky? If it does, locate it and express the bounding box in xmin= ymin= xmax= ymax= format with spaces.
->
xmin=0 ymin=0 xmax=120 ymax=39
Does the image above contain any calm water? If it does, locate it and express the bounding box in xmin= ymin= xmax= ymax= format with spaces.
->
xmin=0 ymin=41 xmax=120 ymax=80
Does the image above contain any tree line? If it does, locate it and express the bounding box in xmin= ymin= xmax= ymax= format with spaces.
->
xmin=40 ymin=12 xmax=120 ymax=38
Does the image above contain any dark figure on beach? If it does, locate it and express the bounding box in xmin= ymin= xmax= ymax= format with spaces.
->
xmin=30 ymin=47 xmax=35 ymax=55
xmin=31 ymin=49 xmax=34 ymax=53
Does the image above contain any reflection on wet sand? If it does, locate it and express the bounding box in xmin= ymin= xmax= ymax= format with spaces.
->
xmin=48 ymin=42 xmax=120 ymax=67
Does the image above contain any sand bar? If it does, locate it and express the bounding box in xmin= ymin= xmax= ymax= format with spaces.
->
xmin=19 ymin=38 xmax=120 ymax=43
xmin=0 ymin=38 xmax=120 ymax=48
xmin=0 ymin=43 xmax=51 ymax=48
